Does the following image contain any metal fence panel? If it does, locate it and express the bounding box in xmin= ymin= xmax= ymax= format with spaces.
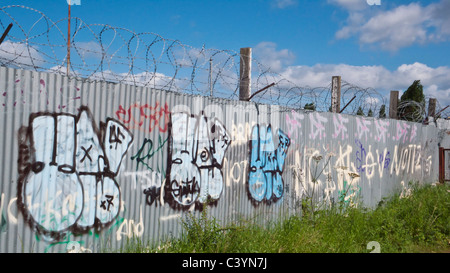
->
xmin=0 ymin=67 xmax=441 ymax=252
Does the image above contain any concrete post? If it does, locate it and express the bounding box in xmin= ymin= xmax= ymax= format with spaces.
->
xmin=428 ymin=98 xmax=437 ymax=118
xmin=239 ymin=47 xmax=252 ymax=101
xmin=389 ymin=91 xmax=399 ymax=119
xmin=331 ymin=76 xmax=341 ymax=113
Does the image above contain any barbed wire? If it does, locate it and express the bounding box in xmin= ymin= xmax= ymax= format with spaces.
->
xmin=0 ymin=5 xmax=242 ymax=98
xmin=249 ymin=60 xmax=387 ymax=115
xmin=0 ymin=5 xmax=448 ymax=119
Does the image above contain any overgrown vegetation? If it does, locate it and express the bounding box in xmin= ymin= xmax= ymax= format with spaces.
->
xmin=115 ymin=183 xmax=449 ymax=253
xmin=398 ymin=80 xmax=426 ymax=122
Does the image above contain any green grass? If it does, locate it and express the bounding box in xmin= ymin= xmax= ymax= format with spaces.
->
xmin=115 ymin=183 xmax=450 ymax=253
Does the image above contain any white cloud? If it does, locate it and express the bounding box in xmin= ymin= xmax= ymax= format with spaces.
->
xmin=272 ymin=0 xmax=298 ymax=9
xmin=46 ymin=66 xmax=186 ymax=92
xmin=425 ymin=85 xmax=450 ymax=108
xmin=0 ymin=40 xmax=45 ymax=69
xmin=73 ymin=41 xmax=104 ymax=60
xmin=279 ymin=63 xmax=385 ymax=88
xmin=365 ymin=97 xmax=380 ymax=105
xmin=273 ymin=61 xmax=450 ymax=107
xmin=333 ymin=0 xmax=450 ymax=51
xmin=253 ymin=42 xmax=296 ymax=72
xmin=47 ymin=65 xmax=81 ymax=78
xmin=328 ymin=0 xmax=368 ymax=11
xmin=280 ymin=62 xmax=450 ymax=90
xmin=427 ymin=0 xmax=450 ymax=39
xmin=358 ymin=3 xmax=429 ymax=51
xmin=335 ymin=11 xmax=367 ymax=39
xmin=88 ymin=70 xmax=182 ymax=89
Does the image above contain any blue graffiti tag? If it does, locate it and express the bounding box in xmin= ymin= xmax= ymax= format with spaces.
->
xmin=355 ymin=139 xmax=367 ymax=174
xmin=248 ymin=124 xmax=290 ymax=203
xmin=379 ymin=151 xmax=391 ymax=170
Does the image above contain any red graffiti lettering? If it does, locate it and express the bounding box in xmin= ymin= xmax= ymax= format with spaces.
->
xmin=116 ymin=102 xmax=170 ymax=133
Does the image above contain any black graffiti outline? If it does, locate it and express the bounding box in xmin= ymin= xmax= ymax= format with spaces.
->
xmin=17 ymin=106 xmax=133 ymax=242
xmin=246 ymin=124 xmax=291 ymax=206
xmin=164 ymin=111 xmax=231 ymax=211
xmin=100 ymin=195 xmax=115 ymax=212
xmin=80 ymin=145 xmax=93 ymax=163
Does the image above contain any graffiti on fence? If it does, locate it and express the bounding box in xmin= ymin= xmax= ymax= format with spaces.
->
xmin=123 ymin=170 xmax=163 ymax=207
xmin=116 ymin=102 xmax=170 ymax=133
xmin=129 ymin=136 xmax=168 ymax=207
xmin=17 ymin=106 xmax=133 ymax=241
xmin=0 ymin=193 xmax=6 ymax=232
xmin=247 ymin=124 xmax=291 ymax=204
xmin=164 ymin=111 xmax=231 ymax=210
xmin=374 ymin=119 xmax=389 ymax=143
xmin=285 ymin=110 xmax=304 ymax=143
xmin=286 ymin=109 xmax=439 ymax=211
xmin=309 ymin=112 xmax=328 ymax=140
xmin=2 ymin=78 xmax=81 ymax=110
xmin=131 ymin=136 xmax=168 ymax=173
xmin=332 ymin=114 xmax=349 ymax=140
xmin=355 ymin=117 xmax=371 ymax=141
xmin=338 ymin=178 xmax=361 ymax=208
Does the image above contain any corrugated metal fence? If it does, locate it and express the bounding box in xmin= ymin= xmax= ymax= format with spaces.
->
xmin=0 ymin=67 xmax=441 ymax=252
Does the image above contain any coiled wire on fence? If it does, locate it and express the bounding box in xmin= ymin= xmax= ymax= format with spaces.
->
xmin=0 ymin=5 xmax=448 ymax=119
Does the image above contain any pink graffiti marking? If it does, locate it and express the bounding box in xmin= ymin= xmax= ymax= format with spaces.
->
xmin=332 ymin=115 xmax=349 ymax=140
xmin=355 ymin=117 xmax=371 ymax=141
xmin=309 ymin=112 xmax=328 ymax=140
xmin=374 ymin=119 xmax=389 ymax=143
xmin=393 ymin=122 xmax=410 ymax=143
xmin=285 ymin=110 xmax=304 ymax=143
xmin=409 ymin=124 xmax=417 ymax=142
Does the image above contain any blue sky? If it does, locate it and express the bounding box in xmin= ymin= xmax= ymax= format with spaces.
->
xmin=1 ymin=0 xmax=449 ymax=109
